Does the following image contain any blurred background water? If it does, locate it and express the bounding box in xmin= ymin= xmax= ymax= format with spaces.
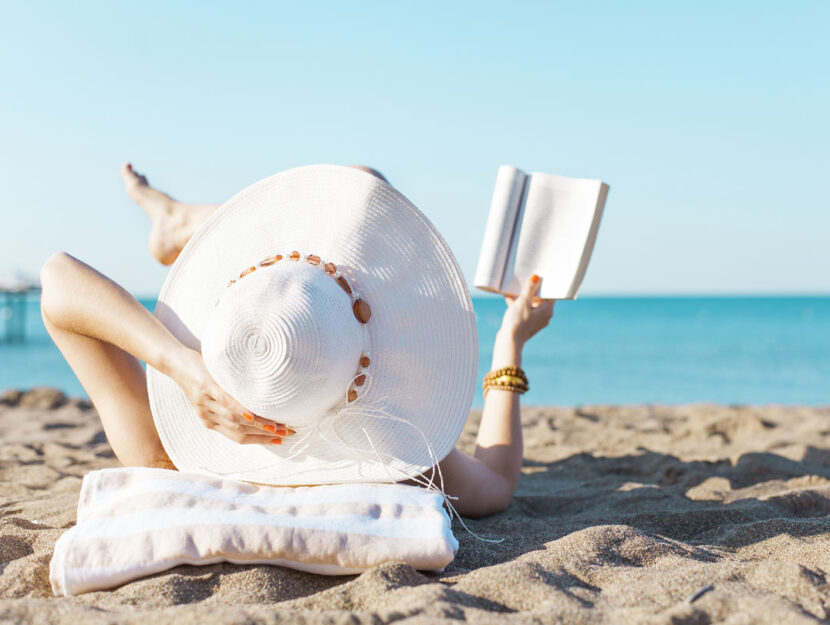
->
xmin=1 ymin=294 xmax=828 ymax=407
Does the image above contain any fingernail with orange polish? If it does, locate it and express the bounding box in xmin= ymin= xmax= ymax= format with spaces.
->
xmin=243 ymin=412 xmax=254 ymax=422
xmin=264 ymin=424 xmax=276 ymax=433
xmin=269 ymin=438 xmax=282 ymax=445
xmin=531 ymin=274 xmax=540 ymax=283
xmin=275 ymin=429 xmax=287 ymax=436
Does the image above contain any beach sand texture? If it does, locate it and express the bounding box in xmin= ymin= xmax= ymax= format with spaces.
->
xmin=2 ymin=388 xmax=830 ymax=624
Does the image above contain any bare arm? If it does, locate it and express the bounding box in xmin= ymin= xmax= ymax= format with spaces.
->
xmin=40 ymin=252 xmax=288 ymax=443
xmin=439 ymin=275 xmax=554 ymax=518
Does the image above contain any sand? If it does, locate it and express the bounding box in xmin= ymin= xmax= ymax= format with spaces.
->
xmin=1 ymin=388 xmax=830 ymax=624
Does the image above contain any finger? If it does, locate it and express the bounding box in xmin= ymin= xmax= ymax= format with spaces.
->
xmin=216 ymin=391 xmax=294 ymax=434
xmin=204 ymin=416 xmax=279 ymax=441
xmin=530 ymin=296 xmax=555 ymax=309
xmin=211 ymin=405 xmax=292 ymax=437
xmin=201 ymin=402 xmax=272 ymax=434
xmin=242 ymin=412 xmax=295 ymax=435
xmin=210 ymin=422 xmax=284 ymax=445
xmin=504 ymin=295 xmax=516 ymax=306
xmin=203 ymin=410 xmax=260 ymax=437
xmin=519 ymin=274 xmax=541 ymax=303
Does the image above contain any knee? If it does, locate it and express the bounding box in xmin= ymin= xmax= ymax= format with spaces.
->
xmin=40 ymin=251 xmax=75 ymax=323
xmin=40 ymin=251 xmax=74 ymax=288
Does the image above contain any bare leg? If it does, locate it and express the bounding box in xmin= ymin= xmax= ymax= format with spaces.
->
xmin=121 ymin=164 xmax=220 ymax=266
xmin=121 ymin=163 xmax=390 ymax=266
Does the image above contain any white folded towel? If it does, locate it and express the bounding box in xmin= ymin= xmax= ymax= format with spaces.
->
xmin=50 ymin=467 xmax=458 ymax=596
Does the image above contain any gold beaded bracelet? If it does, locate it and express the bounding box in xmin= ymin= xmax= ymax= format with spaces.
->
xmin=483 ymin=366 xmax=528 ymax=382
xmin=483 ymin=381 xmax=529 ymax=397
xmin=489 ymin=374 xmax=527 ymax=387
xmin=483 ymin=367 xmax=528 ymax=386
xmin=482 ymin=366 xmax=529 ymax=397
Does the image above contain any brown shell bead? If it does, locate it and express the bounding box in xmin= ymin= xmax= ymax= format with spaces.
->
xmin=347 ymin=389 xmax=358 ymax=403
xmin=336 ymin=276 xmax=352 ymax=295
xmin=360 ymin=355 xmax=371 ymax=368
xmin=354 ymin=374 xmax=366 ymax=387
xmin=259 ymin=255 xmax=282 ymax=266
xmin=352 ymin=298 xmax=371 ymax=324
xmin=306 ymin=254 xmax=321 ymax=265
xmin=323 ymin=262 xmax=337 ymax=275
xmin=289 ymin=251 xmax=301 ymax=261
xmin=240 ymin=266 xmax=256 ymax=278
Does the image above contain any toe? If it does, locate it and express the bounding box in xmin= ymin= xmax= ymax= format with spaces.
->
xmin=120 ymin=162 xmax=139 ymax=183
xmin=121 ymin=162 xmax=148 ymax=188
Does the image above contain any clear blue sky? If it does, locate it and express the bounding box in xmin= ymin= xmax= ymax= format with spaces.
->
xmin=1 ymin=1 xmax=828 ymax=296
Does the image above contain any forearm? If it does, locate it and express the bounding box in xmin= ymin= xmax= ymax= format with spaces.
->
xmin=474 ymin=330 xmax=524 ymax=489
xmin=40 ymin=252 xmax=194 ymax=378
xmin=435 ymin=331 xmax=525 ymax=518
xmin=436 ymin=277 xmax=551 ymax=518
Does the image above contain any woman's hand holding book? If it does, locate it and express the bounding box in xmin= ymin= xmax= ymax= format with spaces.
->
xmin=499 ymin=275 xmax=555 ymax=350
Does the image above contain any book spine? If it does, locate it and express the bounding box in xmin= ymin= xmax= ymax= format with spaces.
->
xmin=499 ymin=173 xmax=530 ymax=294
xmin=473 ymin=166 xmax=527 ymax=293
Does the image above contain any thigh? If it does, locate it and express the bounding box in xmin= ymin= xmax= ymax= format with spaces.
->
xmin=43 ymin=314 xmax=174 ymax=469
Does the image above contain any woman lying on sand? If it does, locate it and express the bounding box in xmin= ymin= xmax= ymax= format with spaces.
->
xmin=39 ymin=164 xmax=554 ymax=518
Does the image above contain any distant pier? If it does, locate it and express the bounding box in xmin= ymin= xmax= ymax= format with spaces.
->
xmin=0 ymin=280 xmax=39 ymax=343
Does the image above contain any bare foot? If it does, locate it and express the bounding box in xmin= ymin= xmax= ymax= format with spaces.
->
xmin=120 ymin=163 xmax=191 ymax=265
xmin=120 ymin=163 xmax=384 ymax=265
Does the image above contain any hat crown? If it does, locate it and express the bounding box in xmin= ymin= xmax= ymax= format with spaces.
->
xmin=201 ymin=261 xmax=364 ymax=427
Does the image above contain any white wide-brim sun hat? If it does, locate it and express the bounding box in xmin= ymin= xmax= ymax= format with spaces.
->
xmin=147 ymin=165 xmax=478 ymax=485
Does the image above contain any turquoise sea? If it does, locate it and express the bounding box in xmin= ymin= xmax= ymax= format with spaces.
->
xmin=1 ymin=295 xmax=828 ymax=407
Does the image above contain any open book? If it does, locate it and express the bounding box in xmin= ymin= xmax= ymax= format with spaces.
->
xmin=474 ymin=166 xmax=609 ymax=300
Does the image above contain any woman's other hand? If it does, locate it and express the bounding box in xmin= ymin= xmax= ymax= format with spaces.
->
xmin=172 ymin=349 xmax=294 ymax=445
xmin=501 ymin=274 xmax=555 ymax=347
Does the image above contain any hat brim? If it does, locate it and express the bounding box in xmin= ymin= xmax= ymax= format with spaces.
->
xmin=147 ymin=165 xmax=478 ymax=485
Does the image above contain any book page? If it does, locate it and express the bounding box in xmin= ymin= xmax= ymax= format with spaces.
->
xmin=473 ymin=166 xmax=527 ymax=293
xmin=500 ymin=173 xmax=607 ymax=299
xmin=568 ymin=182 xmax=609 ymax=298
